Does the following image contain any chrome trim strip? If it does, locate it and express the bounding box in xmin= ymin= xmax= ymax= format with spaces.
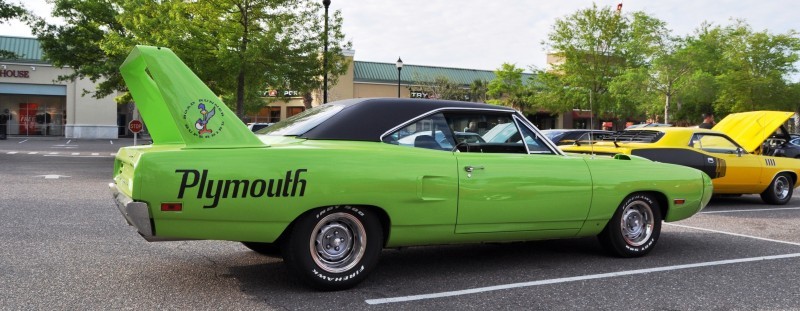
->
xmin=512 ymin=113 xmax=563 ymax=156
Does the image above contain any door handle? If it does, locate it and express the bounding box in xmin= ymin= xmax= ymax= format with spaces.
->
xmin=464 ymin=165 xmax=485 ymax=173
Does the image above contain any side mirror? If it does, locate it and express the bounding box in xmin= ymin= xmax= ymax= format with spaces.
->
xmin=736 ymin=147 xmax=744 ymax=157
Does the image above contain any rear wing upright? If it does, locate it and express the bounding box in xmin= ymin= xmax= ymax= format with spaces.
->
xmin=120 ymin=45 xmax=263 ymax=148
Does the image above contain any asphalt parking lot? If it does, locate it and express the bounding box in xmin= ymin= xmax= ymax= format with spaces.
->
xmin=1 ymin=137 xmax=798 ymax=310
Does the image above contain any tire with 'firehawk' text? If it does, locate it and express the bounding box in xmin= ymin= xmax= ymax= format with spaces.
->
xmin=282 ymin=205 xmax=383 ymax=290
xmin=598 ymin=193 xmax=662 ymax=258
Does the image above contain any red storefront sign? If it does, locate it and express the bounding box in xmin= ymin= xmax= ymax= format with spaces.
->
xmin=19 ymin=103 xmax=38 ymax=135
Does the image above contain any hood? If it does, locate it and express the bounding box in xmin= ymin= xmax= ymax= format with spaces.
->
xmin=712 ymin=111 xmax=794 ymax=153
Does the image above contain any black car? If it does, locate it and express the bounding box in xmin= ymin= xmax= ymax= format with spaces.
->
xmin=763 ymin=126 xmax=800 ymax=158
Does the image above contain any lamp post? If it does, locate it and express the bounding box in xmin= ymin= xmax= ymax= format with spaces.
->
xmin=322 ymin=0 xmax=331 ymax=104
xmin=395 ymin=57 xmax=403 ymax=98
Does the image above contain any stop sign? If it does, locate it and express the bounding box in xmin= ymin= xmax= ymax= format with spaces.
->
xmin=128 ymin=119 xmax=143 ymax=134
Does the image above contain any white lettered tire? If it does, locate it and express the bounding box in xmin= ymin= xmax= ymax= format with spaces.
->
xmin=760 ymin=173 xmax=794 ymax=205
xmin=282 ymin=206 xmax=383 ymax=290
xmin=598 ymin=193 xmax=662 ymax=257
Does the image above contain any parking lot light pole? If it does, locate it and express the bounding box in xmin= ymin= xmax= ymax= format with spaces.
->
xmin=396 ymin=57 xmax=403 ymax=98
xmin=323 ymin=0 xmax=331 ymax=104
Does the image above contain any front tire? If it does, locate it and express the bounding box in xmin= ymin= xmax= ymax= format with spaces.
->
xmin=282 ymin=206 xmax=383 ymax=290
xmin=760 ymin=173 xmax=794 ymax=205
xmin=599 ymin=193 xmax=662 ymax=258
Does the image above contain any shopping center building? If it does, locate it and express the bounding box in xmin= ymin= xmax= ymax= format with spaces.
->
xmin=1 ymin=35 xmax=591 ymax=139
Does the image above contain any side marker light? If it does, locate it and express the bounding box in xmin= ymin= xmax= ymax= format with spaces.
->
xmin=161 ymin=203 xmax=182 ymax=212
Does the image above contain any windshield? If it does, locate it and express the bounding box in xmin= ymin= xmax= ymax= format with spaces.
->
xmin=257 ymin=104 xmax=344 ymax=136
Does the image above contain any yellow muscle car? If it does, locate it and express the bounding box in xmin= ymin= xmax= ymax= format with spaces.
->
xmin=561 ymin=111 xmax=800 ymax=205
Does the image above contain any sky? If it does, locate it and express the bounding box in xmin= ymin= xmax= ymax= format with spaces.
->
xmin=3 ymin=0 xmax=798 ymax=72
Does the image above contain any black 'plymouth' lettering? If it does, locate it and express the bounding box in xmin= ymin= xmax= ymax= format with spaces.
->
xmin=175 ymin=169 xmax=308 ymax=208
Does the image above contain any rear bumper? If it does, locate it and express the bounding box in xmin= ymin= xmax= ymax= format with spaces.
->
xmin=109 ymin=183 xmax=157 ymax=241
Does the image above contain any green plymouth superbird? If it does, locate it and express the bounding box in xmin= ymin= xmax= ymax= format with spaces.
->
xmin=111 ymin=46 xmax=713 ymax=290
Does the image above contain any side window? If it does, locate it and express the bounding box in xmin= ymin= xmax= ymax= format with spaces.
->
xmin=382 ymin=113 xmax=455 ymax=151
xmin=690 ymin=133 xmax=742 ymax=154
xmin=516 ymin=119 xmax=555 ymax=154
xmin=441 ymin=112 xmax=552 ymax=154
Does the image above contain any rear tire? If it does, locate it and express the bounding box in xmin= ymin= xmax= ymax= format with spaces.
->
xmin=760 ymin=173 xmax=794 ymax=205
xmin=282 ymin=206 xmax=383 ymax=290
xmin=599 ymin=193 xmax=662 ymax=258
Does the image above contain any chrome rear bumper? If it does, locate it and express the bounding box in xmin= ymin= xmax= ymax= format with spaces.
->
xmin=109 ymin=183 xmax=156 ymax=240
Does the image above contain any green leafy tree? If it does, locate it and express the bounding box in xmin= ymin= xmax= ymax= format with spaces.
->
xmin=486 ymin=63 xmax=530 ymax=112
xmin=410 ymin=74 xmax=468 ymax=101
xmin=540 ymin=4 xmax=628 ymax=120
xmin=469 ymin=79 xmax=488 ymax=103
xmin=612 ymin=35 xmax=692 ymax=124
xmin=541 ymin=6 xmax=671 ymax=126
xmin=715 ymin=20 xmax=800 ymax=113
xmin=0 ymin=0 xmax=25 ymax=58
xmin=28 ymin=0 xmax=350 ymax=118
xmin=677 ymin=21 xmax=800 ymax=120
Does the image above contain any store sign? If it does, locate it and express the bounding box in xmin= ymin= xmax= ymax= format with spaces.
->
xmin=410 ymin=91 xmax=429 ymax=99
xmin=1 ymin=70 xmax=30 ymax=78
xmin=263 ymin=90 xmax=300 ymax=97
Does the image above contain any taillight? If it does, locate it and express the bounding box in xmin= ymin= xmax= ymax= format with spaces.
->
xmin=161 ymin=203 xmax=182 ymax=211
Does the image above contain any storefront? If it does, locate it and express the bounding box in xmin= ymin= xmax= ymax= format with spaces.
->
xmin=0 ymin=81 xmax=66 ymax=136
xmin=0 ymin=64 xmax=117 ymax=138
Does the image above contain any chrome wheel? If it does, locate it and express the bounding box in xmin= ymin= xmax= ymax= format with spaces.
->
xmin=620 ymin=200 xmax=655 ymax=247
xmin=774 ymin=175 xmax=791 ymax=201
xmin=310 ymin=212 xmax=366 ymax=274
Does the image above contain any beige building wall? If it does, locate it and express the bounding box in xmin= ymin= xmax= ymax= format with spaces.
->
xmin=326 ymin=49 xmax=355 ymax=103
xmin=69 ymin=74 xmax=118 ymax=138
xmin=0 ymin=62 xmax=117 ymax=138
xmin=354 ymin=83 xmax=410 ymax=99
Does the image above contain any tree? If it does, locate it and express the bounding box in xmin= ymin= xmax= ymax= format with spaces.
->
xmin=714 ymin=20 xmax=800 ymax=113
xmin=468 ymin=79 xmax=488 ymax=103
xmin=486 ymin=63 xmax=531 ymax=112
xmin=677 ymin=21 xmax=800 ymax=119
xmin=541 ymin=4 xmax=628 ymax=122
xmin=28 ymin=0 xmax=350 ymax=118
xmin=409 ymin=74 xmax=468 ymax=101
xmin=0 ymin=1 xmax=24 ymax=58
xmin=540 ymin=6 xmax=671 ymax=126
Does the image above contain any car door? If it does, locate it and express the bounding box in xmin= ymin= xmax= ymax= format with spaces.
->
xmin=448 ymin=112 xmax=593 ymax=234
xmin=690 ymin=133 xmax=763 ymax=193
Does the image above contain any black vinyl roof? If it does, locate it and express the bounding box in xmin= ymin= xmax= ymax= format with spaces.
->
xmin=300 ymin=98 xmax=516 ymax=142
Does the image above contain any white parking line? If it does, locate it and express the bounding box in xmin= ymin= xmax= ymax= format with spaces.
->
xmin=701 ymin=207 xmax=800 ymax=214
xmin=19 ymin=139 xmax=27 ymax=143
xmin=72 ymin=152 xmax=80 ymax=155
xmin=365 ymin=253 xmax=800 ymax=305
xmin=27 ymin=152 xmax=38 ymax=155
xmin=666 ymin=223 xmax=800 ymax=246
xmin=91 ymin=153 xmax=99 ymax=156
xmin=7 ymin=152 xmax=17 ymax=154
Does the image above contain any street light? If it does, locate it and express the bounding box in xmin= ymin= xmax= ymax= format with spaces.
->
xmin=396 ymin=57 xmax=403 ymax=98
xmin=322 ymin=0 xmax=331 ymax=104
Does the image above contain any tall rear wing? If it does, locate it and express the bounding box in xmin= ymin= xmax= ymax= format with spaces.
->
xmin=120 ymin=45 xmax=263 ymax=148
